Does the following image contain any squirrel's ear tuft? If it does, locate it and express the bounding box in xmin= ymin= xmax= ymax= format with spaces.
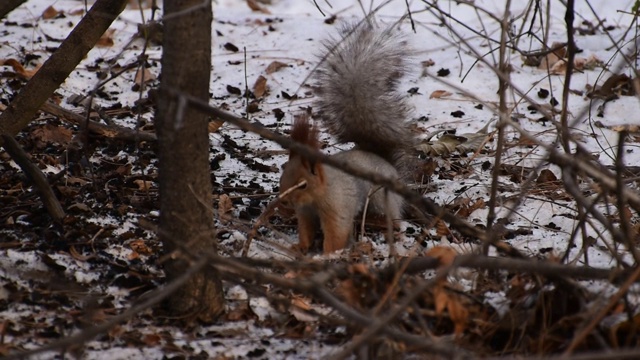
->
xmin=291 ymin=114 xmax=320 ymax=151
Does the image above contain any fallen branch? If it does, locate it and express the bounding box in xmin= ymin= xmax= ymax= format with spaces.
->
xmin=40 ymin=102 xmax=156 ymax=143
xmin=0 ymin=134 xmax=65 ymax=222
xmin=0 ymin=0 xmax=129 ymax=145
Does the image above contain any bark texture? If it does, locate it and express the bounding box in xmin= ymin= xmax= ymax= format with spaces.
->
xmin=0 ymin=0 xmax=128 ymax=145
xmin=155 ymin=0 xmax=224 ymax=322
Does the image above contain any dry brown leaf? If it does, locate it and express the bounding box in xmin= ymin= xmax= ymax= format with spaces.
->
xmin=128 ymin=239 xmax=153 ymax=255
xmin=42 ymin=5 xmax=62 ymax=19
xmin=218 ymin=194 xmax=233 ymax=220
xmin=127 ymin=251 xmax=140 ymax=260
xmin=227 ymin=301 xmax=256 ymax=321
xmin=253 ymin=75 xmax=268 ymax=98
xmin=31 ymin=124 xmax=72 ymax=147
xmin=549 ymin=59 xmax=567 ymax=75
xmin=425 ymin=246 xmax=457 ymax=267
xmin=134 ymin=67 xmax=155 ymax=85
xmin=69 ymin=8 xmax=85 ymax=16
xmin=96 ymin=29 xmax=116 ymax=47
xmin=422 ymin=59 xmax=435 ymax=67
xmin=536 ymin=169 xmax=558 ymax=183
xmin=142 ymin=334 xmax=162 ymax=346
xmin=291 ymin=294 xmax=312 ymax=311
xmin=455 ymin=198 xmax=486 ymax=218
xmin=265 ymin=61 xmax=288 ymax=74
xmin=246 ymin=0 xmax=271 ymax=14
xmin=597 ymin=123 xmax=640 ymax=133
xmin=208 ymin=120 xmax=224 ymax=133
xmin=66 ymin=176 xmax=89 ymax=186
xmin=128 ymin=0 xmax=155 ymax=10
xmin=133 ymin=179 xmax=152 ymax=191
xmin=469 ymin=198 xmax=485 ymax=212
xmin=429 ymin=90 xmax=453 ymax=99
xmin=538 ymin=52 xmax=562 ymax=70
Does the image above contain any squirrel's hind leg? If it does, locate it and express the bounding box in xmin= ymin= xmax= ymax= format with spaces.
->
xmin=320 ymin=212 xmax=352 ymax=253
xmin=295 ymin=207 xmax=320 ymax=254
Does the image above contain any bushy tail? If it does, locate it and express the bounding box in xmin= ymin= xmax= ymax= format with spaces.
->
xmin=314 ymin=22 xmax=413 ymax=162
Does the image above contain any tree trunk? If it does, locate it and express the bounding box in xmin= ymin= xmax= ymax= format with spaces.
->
xmin=155 ymin=0 xmax=224 ymax=322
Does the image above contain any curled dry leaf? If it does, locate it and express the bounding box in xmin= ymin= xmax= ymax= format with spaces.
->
xmin=536 ymin=169 xmax=558 ymax=183
xmin=31 ymin=124 xmax=72 ymax=148
xmin=42 ymin=5 xmax=62 ymax=19
xmin=128 ymin=239 xmax=153 ymax=255
xmin=589 ymin=73 xmax=636 ymax=99
xmin=208 ymin=120 xmax=224 ymax=133
xmin=422 ymin=59 xmax=435 ymax=67
xmin=453 ymin=198 xmax=486 ymax=218
xmin=429 ymin=90 xmax=453 ymax=99
xmin=133 ymin=179 xmax=153 ymax=191
xmin=291 ymin=294 xmax=312 ymax=311
xmin=594 ymin=121 xmax=640 ymax=134
xmin=253 ymin=75 xmax=268 ymax=98
xmin=96 ymin=29 xmax=116 ymax=47
xmin=218 ymin=193 xmax=233 ymax=221
xmin=134 ymin=67 xmax=155 ymax=86
xmin=425 ymin=246 xmax=458 ymax=268
xmin=265 ymin=61 xmax=288 ymax=74
xmin=246 ymin=0 xmax=271 ymax=14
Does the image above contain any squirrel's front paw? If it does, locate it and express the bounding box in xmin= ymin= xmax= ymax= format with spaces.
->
xmin=290 ymin=243 xmax=309 ymax=255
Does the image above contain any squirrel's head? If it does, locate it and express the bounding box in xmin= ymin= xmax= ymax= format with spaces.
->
xmin=279 ymin=115 xmax=325 ymax=208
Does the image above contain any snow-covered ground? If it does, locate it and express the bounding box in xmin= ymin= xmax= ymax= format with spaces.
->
xmin=1 ymin=0 xmax=640 ymax=358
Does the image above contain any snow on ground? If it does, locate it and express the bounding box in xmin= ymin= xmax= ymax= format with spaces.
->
xmin=1 ymin=0 xmax=640 ymax=358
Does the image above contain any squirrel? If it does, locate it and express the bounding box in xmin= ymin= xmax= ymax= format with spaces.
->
xmin=279 ymin=21 xmax=414 ymax=254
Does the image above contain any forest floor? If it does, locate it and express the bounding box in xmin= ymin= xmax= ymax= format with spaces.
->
xmin=1 ymin=0 xmax=640 ymax=359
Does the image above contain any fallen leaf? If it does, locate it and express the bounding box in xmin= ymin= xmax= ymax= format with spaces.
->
xmin=134 ymin=179 xmax=153 ymax=191
xmin=425 ymin=246 xmax=457 ymax=267
xmin=291 ymin=294 xmax=312 ymax=311
xmin=253 ymin=75 xmax=268 ymax=98
xmin=134 ymin=67 xmax=155 ymax=85
xmin=42 ymin=6 xmax=62 ymax=19
xmin=429 ymin=90 xmax=453 ymax=99
xmin=246 ymin=0 xmax=271 ymax=14
xmin=208 ymin=120 xmax=224 ymax=133
xmin=142 ymin=334 xmax=162 ymax=346
xmin=31 ymin=124 xmax=72 ymax=148
xmin=265 ymin=61 xmax=288 ymax=74
xmin=96 ymin=29 xmax=116 ymax=47
xmin=536 ymin=169 xmax=558 ymax=183
xmin=128 ymin=239 xmax=153 ymax=255
xmin=218 ymin=194 xmax=233 ymax=221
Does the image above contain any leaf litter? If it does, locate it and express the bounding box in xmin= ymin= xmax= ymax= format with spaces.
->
xmin=1 ymin=0 xmax=640 ymax=359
